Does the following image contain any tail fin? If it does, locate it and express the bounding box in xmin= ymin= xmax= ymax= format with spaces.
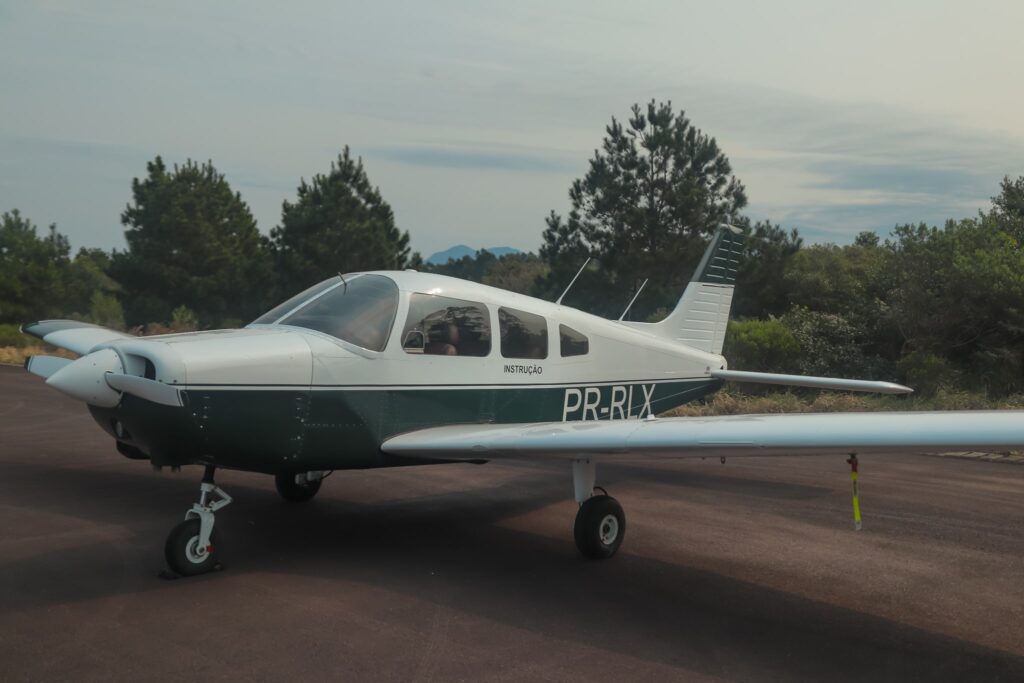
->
xmin=625 ymin=225 xmax=745 ymax=355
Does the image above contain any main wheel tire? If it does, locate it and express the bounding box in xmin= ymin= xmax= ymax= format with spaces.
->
xmin=165 ymin=518 xmax=219 ymax=576
xmin=573 ymin=495 xmax=626 ymax=560
xmin=275 ymin=471 xmax=322 ymax=503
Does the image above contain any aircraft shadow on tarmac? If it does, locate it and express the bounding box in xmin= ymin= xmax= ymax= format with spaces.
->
xmin=603 ymin=459 xmax=830 ymax=500
xmin=2 ymin=458 xmax=1023 ymax=682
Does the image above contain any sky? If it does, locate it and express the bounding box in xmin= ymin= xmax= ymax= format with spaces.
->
xmin=2 ymin=0 xmax=1023 ymax=257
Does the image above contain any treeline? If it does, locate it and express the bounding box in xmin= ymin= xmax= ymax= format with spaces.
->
xmin=433 ymin=194 xmax=1024 ymax=397
xmin=0 ymin=147 xmax=413 ymax=336
xmin=432 ymin=102 xmax=1024 ymax=397
xmin=2 ymin=100 xmax=1023 ymax=396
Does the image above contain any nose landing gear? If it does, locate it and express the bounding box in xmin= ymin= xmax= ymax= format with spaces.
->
xmin=571 ymin=458 xmax=626 ymax=560
xmin=164 ymin=466 xmax=232 ymax=577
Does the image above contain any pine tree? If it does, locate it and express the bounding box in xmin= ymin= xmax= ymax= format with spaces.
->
xmin=111 ymin=157 xmax=272 ymax=327
xmin=271 ymin=147 xmax=412 ymax=296
xmin=538 ymin=101 xmax=746 ymax=318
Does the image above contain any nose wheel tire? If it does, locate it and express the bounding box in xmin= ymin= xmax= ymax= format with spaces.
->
xmin=275 ymin=471 xmax=322 ymax=502
xmin=573 ymin=494 xmax=626 ymax=560
xmin=165 ymin=518 xmax=220 ymax=576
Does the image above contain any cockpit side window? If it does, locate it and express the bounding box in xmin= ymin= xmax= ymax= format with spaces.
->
xmin=278 ymin=274 xmax=398 ymax=351
xmin=401 ymin=294 xmax=491 ymax=357
xmin=559 ymin=324 xmax=589 ymax=357
xmin=252 ymin=276 xmax=341 ymax=325
xmin=499 ymin=307 xmax=548 ymax=359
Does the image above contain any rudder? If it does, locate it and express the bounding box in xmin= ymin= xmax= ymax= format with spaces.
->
xmin=628 ymin=225 xmax=745 ymax=354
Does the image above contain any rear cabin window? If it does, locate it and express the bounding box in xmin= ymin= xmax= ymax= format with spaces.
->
xmin=401 ymin=294 xmax=491 ymax=357
xmin=499 ymin=307 xmax=548 ymax=359
xmin=277 ymin=274 xmax=398 ymax=352
xmin=559 ymin=324 xmax=589 ymax=357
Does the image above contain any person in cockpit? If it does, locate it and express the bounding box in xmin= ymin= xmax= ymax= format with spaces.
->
xmin=425 ymin=320 xmax=459 ymax=356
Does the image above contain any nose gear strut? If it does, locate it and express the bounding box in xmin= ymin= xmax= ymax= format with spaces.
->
xmin=164 ymin=466 xmax=233 ymax=576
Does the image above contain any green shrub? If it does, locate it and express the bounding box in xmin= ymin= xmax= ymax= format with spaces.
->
xmin=724 ymin=318 xmax=799 ymax=374
xmin=170 ymin=305 xmax=199 ymax=332
xmin=88 ymin=291 xmax=125 ymax=330
xmin=896 ymin=351 xmax=960 ymax=397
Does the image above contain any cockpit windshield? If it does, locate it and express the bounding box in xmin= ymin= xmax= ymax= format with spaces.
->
xmin=252 ymin=277 xmax=341 ymax=325
xmin=253 ymin=274 xmax=399 ymax=352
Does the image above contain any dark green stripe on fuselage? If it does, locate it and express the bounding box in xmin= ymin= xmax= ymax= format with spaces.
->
xmin=89 ymin=379 xmax=722 ymax=473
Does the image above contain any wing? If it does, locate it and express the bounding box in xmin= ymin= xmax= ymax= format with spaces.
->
xmin=382 ymin=411 xmax=1024 ymax=460
xmin=22 ymin=320 xmax=133 ymax=356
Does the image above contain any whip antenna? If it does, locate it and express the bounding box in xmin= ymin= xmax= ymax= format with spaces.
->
xmin=618 ymin=279 xmax=648 ymax=321
xmin=556 ymin=257 xmax=591 ymax=305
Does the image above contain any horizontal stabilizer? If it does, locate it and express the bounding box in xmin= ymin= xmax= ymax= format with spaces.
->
xmin=105 ymin=373 xmax=183 ymax=407
xmin=21 ymin=320 xmax=132 ymax=356
xmin=24 ymin=355 xmax=73 ymax=379
xmin=711 ymin=370 xmax=912 ymax=394
xmin=382 ymin=410 xmax=1024 ymax=460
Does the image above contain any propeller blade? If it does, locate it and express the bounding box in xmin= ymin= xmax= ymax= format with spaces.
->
xmin=105 ymin=373 xmax=183 ymax=407
xmin=25 ymin=355 xmax=73 ymax=379
xmin=21 ymin=320 xmax=132 ymax=355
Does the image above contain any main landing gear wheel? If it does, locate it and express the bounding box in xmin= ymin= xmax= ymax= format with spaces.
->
xmin=275 ymin=471 xmax=322 ymax=502
xmin=571 ymin=458 xmax=626 ymax=560
xmin=573 ymin=494 xmax=626 ymax=560
xmin=164 ymin=465 xmax=232 ymax=578
xmin=165 ymin=518 xmax=220 ymax=576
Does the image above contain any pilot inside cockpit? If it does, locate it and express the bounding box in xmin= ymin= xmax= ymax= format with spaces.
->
xmin=401 ymin=294 xmax=492 ymax=357
xmin=425 ymin=320 xmax=460 ymax=355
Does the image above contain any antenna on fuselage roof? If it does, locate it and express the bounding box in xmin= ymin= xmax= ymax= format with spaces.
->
xmin=555 ymin=257 xmax=591 ymax=305
xmin=337 ymin=272 xmax=348 ymax=294
xmin=617 ymin=278 xmax=649 ymax=321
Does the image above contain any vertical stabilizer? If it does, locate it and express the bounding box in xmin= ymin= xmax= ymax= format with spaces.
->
xmin=624 ymin=225 xmax=745 ymax=354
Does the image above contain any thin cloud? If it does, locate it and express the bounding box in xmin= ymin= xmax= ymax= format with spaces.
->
xmin=807 ymin=161 xmax=992 ymax=200
xmin=2 ymin=3 xmax=1022 ymax=253
xmin=366 ymin=146 xmax=576 ymax=174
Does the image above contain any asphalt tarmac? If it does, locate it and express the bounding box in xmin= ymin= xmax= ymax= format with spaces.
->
xmin=2 ymin=365 xmax=1024 ymax=681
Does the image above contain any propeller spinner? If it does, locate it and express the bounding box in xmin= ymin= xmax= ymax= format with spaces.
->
xmin=32 ymin=348 xmax=182 ymax=408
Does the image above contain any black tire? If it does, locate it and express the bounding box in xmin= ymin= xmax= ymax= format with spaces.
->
xmin=164 ymin=518 xmax=219 ymax=576
xmin=573 ymin=495 xmax=626 ymax=560
xmin=275 ymin=471 xmax=322 ymax=503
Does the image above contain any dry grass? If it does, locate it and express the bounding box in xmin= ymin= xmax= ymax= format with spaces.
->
xmin=665 ymin=388 xmax=1024 ymax=417
xmin=0 ymin=345 xmax=78 ymax=366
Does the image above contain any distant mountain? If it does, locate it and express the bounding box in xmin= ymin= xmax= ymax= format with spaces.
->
xmin=426 ymin=245 xmax=521 ymax=265
xmin=426 ymin=244 xmax=474 ymax=264
xmin=484 ymin=246 xmax=520 ymax=258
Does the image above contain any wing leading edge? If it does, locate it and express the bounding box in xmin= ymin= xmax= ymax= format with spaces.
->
xmin=382 ymin=411 xmax=1024 ymax=460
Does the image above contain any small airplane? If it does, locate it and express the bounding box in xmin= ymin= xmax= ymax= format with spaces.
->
xmin=21 ymin=226 xmax=1024 ymax=577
